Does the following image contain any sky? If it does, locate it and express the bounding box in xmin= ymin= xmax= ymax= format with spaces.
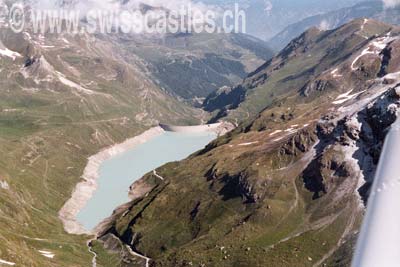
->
xmin=33 ymin=0 xmax=216 ymax=12
xmin=383 ymin=0 xmax=400 ymax=8
xmin=29 ymin=0 xmax=400 ymax=11
xmin=25 ymin=0 xmax=400 ymax=40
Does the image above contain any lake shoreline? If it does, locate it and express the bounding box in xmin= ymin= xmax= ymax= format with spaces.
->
xmin=58 ymin=126 xmax=165 ymax=235
xmin=159 ymin=122 xmax=232 ymax=134
xmin=58 ymin=122 xmax=234 ymax=235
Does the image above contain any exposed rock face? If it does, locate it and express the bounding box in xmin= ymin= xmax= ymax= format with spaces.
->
xmin=203 ymin=19 xmax=400 ymax=124
xmin=301 ymin=79 xmax=333 ymax=97
xmin=267 ymin=1 xmax=400 ymax=51
xmin=215 ymin=171 xmax=259 ymax=203
xmin=280 ymin=129 xmax=317 ymax=156
xmin=303 ymin=87 xmax=400 ymax=202
xmin=94 ymin=20 xmax=400 ymax=267
xmin=99 ymin=90 xmax=399 ymax=267
xmin=203 ymin=85 xmax=246 ymax=113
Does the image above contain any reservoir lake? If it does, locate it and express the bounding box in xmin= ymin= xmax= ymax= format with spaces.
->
xmin=76 ymin=131 xmax=216 ymax=231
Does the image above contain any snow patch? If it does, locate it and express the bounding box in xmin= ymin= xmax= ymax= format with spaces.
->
xmin=62 ymin=38 xmax=70 ymax=44
xmin=351 ymin=35 xmax=398 ymax=71
xmin=21 ymin=56 xmax=105 ymax=97
xmin=351 ymin=48 xmax=375 ymax=71
xmin=331 ymin=68 xmax=343 ymax=78
xmin=38 ymin=250 xmax=55 ymax=259
xmin=383 ymin=71 xmax=400 ymax=80
xmin=0 ymin=47 xmax=21 ymax=60
xmin=336 ymin=89 xmax=354 ymax=99
xmin=269 ymin=130 xmax=282 ymax=136
xmin=346 ymin=115 xmax=362 ymax=132
xmin=342 ymin=142 xmax=365 ymax=209
xmin=338 ymin=72 xmax=400 ymax=118
xmin=284 ymin=127 xmax=298 ymax=134
xmin=333 ymin=90 xmax=366 ymax=105
xmin=0 ymin=259 xmax=15 ymax=266
xmin=56 ymin=71 xmax=96 ymax=95
xmin=238 ymin=141 xmax=259 ymax=146
xmin=0 ymin=180 xmax=9 ymax=190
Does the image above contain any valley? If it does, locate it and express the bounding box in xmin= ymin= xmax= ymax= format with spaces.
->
xmin=0 ymin=3 xmax=269 ymax=266
xmin=93 ymin=19 xmax=400 ymax=267
xmin=1 ymin=1 xmax=400 ymax=267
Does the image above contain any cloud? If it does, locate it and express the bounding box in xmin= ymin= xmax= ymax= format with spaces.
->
xmin=264 ymin=1 xmax=273 ymax=11
xmin=382 ymin=0 xmax=400 ymax=8
xmin=31 ymin=0 xmax=222 ymax=26
xmin=30 ymin=0 xmax=220 ymax=30
xmin=318 ymin=20 xmax=330 ymax=31
xmin=32 ymin=0 xmax=216 ymax=14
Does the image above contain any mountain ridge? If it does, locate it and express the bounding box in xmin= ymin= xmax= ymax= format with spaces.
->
xmin=267 ymin=1 xmax=400 ymax=51
xmin=0 ymin=1 xmax=272 ymax=265
xmin=203 ymin=19 xmax=398 ymax=122
xmin=95 ymin=19 xmax=400 ymax=266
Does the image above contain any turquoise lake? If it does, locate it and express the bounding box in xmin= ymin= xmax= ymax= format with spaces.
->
xmin=76 ymin=131 xmax=216 ymax=231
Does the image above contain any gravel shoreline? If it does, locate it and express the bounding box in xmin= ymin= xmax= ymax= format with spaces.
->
xmin=58 ymin=126 xmax=165 ymax=235
xmin=58 ymin=122 xmax=234 ymax=235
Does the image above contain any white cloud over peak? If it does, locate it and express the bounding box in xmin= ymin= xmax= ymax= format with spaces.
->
xmin=32 ymin=0 xmax=216 ymax=14
xmin=382 ymin=0 xmax=400 ymax=8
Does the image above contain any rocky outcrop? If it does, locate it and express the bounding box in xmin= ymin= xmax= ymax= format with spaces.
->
xmin=202 ymin=19 xmax=399 ymax=123
xmin=203 ymin=85 xmax=246 ymax=113
xmin=301 ymin=86 xmax=400 ymax=202
xmin=96 ymin=20 xmax=400 ymax=267
xmin=280 ymin=129 xmax=317 ymax=156
xmin=301 ymin=79 xmax=333 ymax=97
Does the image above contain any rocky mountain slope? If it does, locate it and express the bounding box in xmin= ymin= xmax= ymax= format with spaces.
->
xmin=197 ymin=0 xmax=365 ymax=41
xmin=268 ymin=1 xmax=400 ymax=51
xmin=32 ymin=0 xmax=274 ymax=102
xmin=96 ymin=19 xmax=400 ymax=266
xmin=105 ymin=1 xmax=274 ymax=101
xmin=0 ymin=1 xmax=271 ymax=266
xmin=0 ymin=24 xmax=204 ymax=267
xmin=203 ymin=19 xmax=399 ymax=122
xmin=116 ymin=32 xmax=273 ymax=102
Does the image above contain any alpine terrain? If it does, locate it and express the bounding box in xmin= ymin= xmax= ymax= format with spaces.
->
xmin=0 ymin=0 xmax=399 ymax=266
xmin=0 ymin=0 xmax=271 ymax=266
xmin=96 ymin=19 xmax=400 ymax=266
xmin=268 ymin=1 xmax=400 ymax=51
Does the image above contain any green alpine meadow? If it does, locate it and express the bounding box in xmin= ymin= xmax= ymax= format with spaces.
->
xmin=0 ymin=1 xmax=399 ymax=266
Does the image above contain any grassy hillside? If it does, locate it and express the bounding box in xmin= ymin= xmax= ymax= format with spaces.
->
xmin=203 ymin=19 xmax=396 ymax=122
xmin=116 ymin=32 xmax=273 ymax=101
xmin=0 ymin=5 xmax=275 ymax=262
xmin=0 ymin=24 xmax=206 ymax=266
xmin=97 ymin=19 xmax=400 ymax=266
